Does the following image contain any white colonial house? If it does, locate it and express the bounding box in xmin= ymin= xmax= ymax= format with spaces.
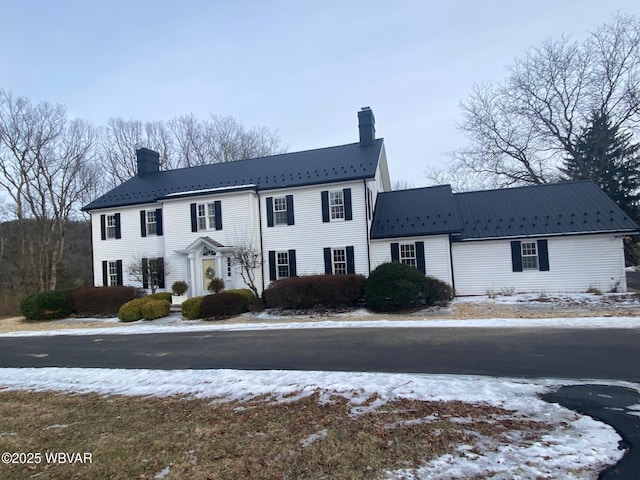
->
xmin=83 ymin=108 xmax=638 ymax=298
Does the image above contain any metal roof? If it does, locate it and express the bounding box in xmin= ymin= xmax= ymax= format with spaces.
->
xmin=83 ymin=139 xmax=384 ymax=211
xmin=370 ymin=185 xmax=463 ymax=239
xmin=453 ymin=180 xmax=638 ymax=240
xmin=370 ymin=181 xmax=638 ymax=240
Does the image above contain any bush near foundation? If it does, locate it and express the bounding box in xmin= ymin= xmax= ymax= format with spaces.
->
xmin=147 ymin=292 xmax=172 ymax=302
xmin=364 ymin=263 xmax=429 ymax=312
xmin=225 ymin=288 xmax=255 ymax=310
xmin=117 ymin=298 xmax=151 ymax=322
xmin=71 ymin=286 xmax=139 ymax=317
xmin=181 ymin=296 xmax=204 ymax=320
xmin=264 ymin=274 xmax=365 ymax=309
xmin=141 ymin=299 xmax=171 ymax=320
xmin=424 ymin=276 xmax=454 ymax=305
xmin=201 ymin=292 xmax=248 ymax=320
xmin=20 ymin=290 xmax=73 ymax=320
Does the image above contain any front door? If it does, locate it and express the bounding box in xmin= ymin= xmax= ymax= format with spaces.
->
xmin=202 ymin=259 xmax=216 ymax=293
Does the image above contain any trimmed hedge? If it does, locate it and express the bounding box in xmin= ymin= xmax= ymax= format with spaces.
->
xmin=225 ymin=288 xmax=255 ymax=310
xmin=117 ymin=298 xmax=150 ymax=322
xmin=201 ymin=292 xmax=248 ymax=320
xmin=147 ymin=292 xmax=172 ymax=302
xmin=20 ymin=290 xmax=73 ymax=320
xmin=141 ymin=300 xmax=171 ymax=320
xmin=264 ymin=274 xmax=365 ymax=309
xmin=182 ymin=296 xmax=204 ymax=320
xmin=70 ymin=286 xmax=139 ymax=317
xmin=424 ymin=276 xmax=454 ymax=305
xmin=364 ymin=263 xmax=454 ymax=312
xmin=364 ymin=263 xmax=427 ymax=312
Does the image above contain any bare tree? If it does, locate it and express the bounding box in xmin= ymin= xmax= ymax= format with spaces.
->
xmin=102 ymin=114 xmax=285 ymax=182
xmin=391 ymin=179 xmax=415 ymax=191
xmin=126 ymin=255 xmax=168 ymax=294
xmin=0 ymin=89 xmax=98 ymax=292
xmin=229 ymin=230 xmax=263 ymax=298
xmin=445 ymin=13 xmax=640 ymax=190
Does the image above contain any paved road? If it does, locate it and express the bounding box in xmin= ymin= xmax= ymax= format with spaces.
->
xmin=0 ymin=327 xmax=638 ymax=381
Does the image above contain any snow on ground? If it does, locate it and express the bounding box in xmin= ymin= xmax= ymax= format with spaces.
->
xmin=0 ymin=367 xmax=635 ymax=479
xmin=1 ymin=312 xmax=639 ymax=337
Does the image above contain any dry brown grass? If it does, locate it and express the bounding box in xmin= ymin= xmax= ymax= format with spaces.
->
xmin=0 ymin=390 xmax=552 ymax=480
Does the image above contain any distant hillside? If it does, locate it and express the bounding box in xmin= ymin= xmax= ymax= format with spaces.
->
xmin=0 ymin=220 xmax=92 ymax=315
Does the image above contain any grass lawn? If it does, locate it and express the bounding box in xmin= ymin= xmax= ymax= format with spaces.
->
xmin=0 ymin=390 xmax=552 ymax=480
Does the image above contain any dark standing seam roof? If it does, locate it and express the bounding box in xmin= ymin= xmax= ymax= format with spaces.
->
xmin=453 ymin=180 xmax=638 ymax=240
xmin=370 ymin=185 xmax=463 ymax=239
xmin=82 ymin=139 xmax=384 ymax=211
xmin=370 ymin=180 xmax=638 ymax=240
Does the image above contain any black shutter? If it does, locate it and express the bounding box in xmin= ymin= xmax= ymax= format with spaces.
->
xmin=391 ymin=243 xmax=400 ymax=262
xmin=321 ymin=191 xmax=330 ymax=223
xmin=537 ymin=239 xmax=549 ymax=271
xmin=416 ymin=241 xmax=426 ymax=274
xmin=156 ymin=208 xmax=163 ymax=236
xmin=268 ymin=251 xmax=277 ymax=281
xmin=288 ymin=249 xmax=297 ymax=277
xmin=511 ymin=241 xmax=523 ymax=272
xmin=266 ymin=197 xmax=274 ymax=227
xmin=214 ymin=201 xmax=222 ymax=230
xmin=114 ymin=213 xmax=121 ymax=239
xmin=286 ymin=195 xmax=295 ymax=225
xmin=157 ymin=257 xmax=165 ymax=289
xmin=100 ymin=215 xmax=106 ymax=240
xmin=140 ymin=211 xmax=147 ymax=237
xmin=116 ymin=260 xmax=123 ymax=286
xmin=323 ymin=247 xmax=332 ymax=274
xmin=142 ymin=258 xmax=149 ymax=289
xmin=346 ymin=246 xmax=355 ymax=274
xmin=102 ymin=260 xmax=108 ymax=286
xmin=343 ymin=188 xmax=352 ymax=221
xmin=190 ymin=203 xmax=198 ymax=232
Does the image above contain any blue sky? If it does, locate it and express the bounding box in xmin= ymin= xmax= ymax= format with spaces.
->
xmin=2 ymin=0 xmax=639 ymax=186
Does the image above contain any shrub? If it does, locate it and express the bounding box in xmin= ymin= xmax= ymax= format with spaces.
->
xmin=147 ymin=292 xmax=172 ymax=302
xmin=182 ymin=296 xmax=204 ymax=320
xmin=20 ymin=290 xmax=73 ymax=320
xmin=225 ymin=288 xmax=255 ymax=309
xmin=172 ymin=281 xmax=188 ymax=296
xmin=71 ymin=286 xmax=139 ymax=317
xmin=207 ymin=277 xmax=225 ymax=293
xmin=141 ymin=299 xmax=171 ymax=320
xmin=117 ymin=298 xmax=150 ymax=322
xmin=365 ymin=263 xmax=429 ymax=312
xmin=424 ymin=276 xmax=454 ymax=305
xmin=201 ymin=292 xmax=248 ymax=320
xmin=264 ymin=274 xmax=365 ymax=309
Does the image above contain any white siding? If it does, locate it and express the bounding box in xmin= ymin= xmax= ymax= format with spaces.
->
xmin=261 ymin=181 xmax=370 ymax=288
xmin=162 ymin=190 xmax=261 ymax=295
xmin=370 ymin=235 xmax=453 ymax=286
xmin=90 ymin=204 xmax=165 ymax=288
xmin=451 ymin=234 xmax=627 ymax=295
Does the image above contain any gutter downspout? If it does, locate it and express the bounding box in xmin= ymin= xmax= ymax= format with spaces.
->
xmin=256 ymin=189 xmax=266 ymax=297
xmin=363 ymin=179 xmax=372 ymax=274
xmin=448 ymin=234 xmax=456 ymax=295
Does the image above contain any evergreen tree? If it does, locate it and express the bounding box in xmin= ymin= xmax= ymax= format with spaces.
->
xmin=561 ymin=111 xmax=640 ymax=224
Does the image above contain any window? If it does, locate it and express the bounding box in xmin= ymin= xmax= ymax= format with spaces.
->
xmin=106 ymin=215 xmax=117 ymax=239
xmin=191 ymin=201 xmax=222 ymax=232
xmin=400 ymin=243 xmax=416 ymax=267
xmin=108 ymin=261 xmax=119 ymax=286
xmin=521 ymin=242 xmax=538 ymax=270
xmin=332 ymin=248 xmax=347 ymax=275
xmin=273 ymin=197 xmax=288 ymax=225
xmin=146 ymin=210 xmax=157 ymax=235
xmin=276 ymin=251 xmax=290 ymax=279
xmin=196 ymin=203 xmax=216 ymax=230
xmin=330 ymin=191 xmax=345 ymax=220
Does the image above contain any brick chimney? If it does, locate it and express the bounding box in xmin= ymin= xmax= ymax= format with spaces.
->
xmin=358 ymin=106 xmax=375 ymax=146
xmin=136 ymin=148 xmax=160 ymax=176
